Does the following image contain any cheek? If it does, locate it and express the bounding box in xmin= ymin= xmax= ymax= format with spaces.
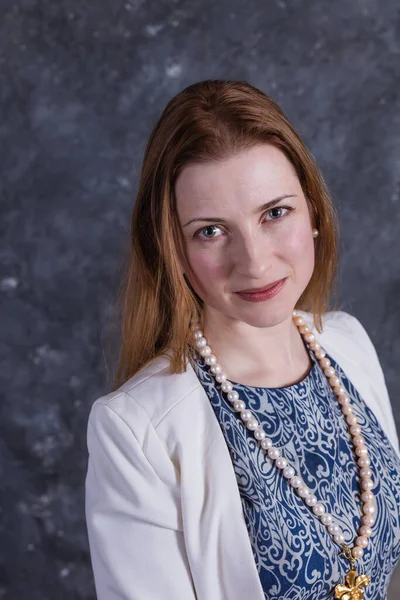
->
xmin=283 ymin=225 xmax=315 ymax=272
xmin=184 ymin=246 xmax=229 ymax=299
xmin=186 ymin=247 xmax=225 ymax=281
xmin=287 ymin=226 xmax=313 ymax=250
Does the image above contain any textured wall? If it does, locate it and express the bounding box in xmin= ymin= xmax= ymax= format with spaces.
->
xmin=1 ymin=1 xmax=399 ymax=598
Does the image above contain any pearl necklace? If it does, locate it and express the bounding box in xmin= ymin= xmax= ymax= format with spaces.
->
xmin=191 ymin=310 xmax=375 ymax=597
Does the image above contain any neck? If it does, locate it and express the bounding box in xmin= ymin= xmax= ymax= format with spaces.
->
xmin=199 ymin=308 xmax=312 ymax=388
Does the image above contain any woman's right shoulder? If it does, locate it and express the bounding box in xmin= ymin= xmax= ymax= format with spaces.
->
xmin=87 ymin=352 xmax=202 ymax=434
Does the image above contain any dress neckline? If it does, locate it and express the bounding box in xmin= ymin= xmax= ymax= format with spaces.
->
xmin=192 ymin=341 xmax=320 ymax=392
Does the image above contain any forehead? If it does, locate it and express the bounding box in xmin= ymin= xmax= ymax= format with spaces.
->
xmin=175 ymin=144 xmax=301 ymax=217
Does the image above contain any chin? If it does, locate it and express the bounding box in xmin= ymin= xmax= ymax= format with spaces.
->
xmin=230 ymin=302 xmax=293 ymax=329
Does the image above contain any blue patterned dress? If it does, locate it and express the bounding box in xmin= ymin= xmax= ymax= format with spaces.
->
xmin=190 ymin=342 xmax=400 ymax=599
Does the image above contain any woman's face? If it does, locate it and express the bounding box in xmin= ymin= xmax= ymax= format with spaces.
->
xmin=175 ymin=143 xmax=316 ymax=329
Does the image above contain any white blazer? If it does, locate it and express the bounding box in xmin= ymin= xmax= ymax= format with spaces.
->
xmin=85 ymin=310 xmax=399 ymax=600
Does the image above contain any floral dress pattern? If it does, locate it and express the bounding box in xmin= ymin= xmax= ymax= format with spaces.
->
xmin=190 ymin=343 xmax=400 ymax=599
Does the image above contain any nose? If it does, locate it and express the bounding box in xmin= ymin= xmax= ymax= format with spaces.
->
xmin=232 ymin=232 xmax=271 ymax=280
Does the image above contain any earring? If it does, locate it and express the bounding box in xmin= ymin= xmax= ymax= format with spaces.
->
xmin=312 ymin=228 xmax=319 ymax=238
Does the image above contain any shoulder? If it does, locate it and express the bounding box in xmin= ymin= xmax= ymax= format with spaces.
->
xmin=298 ymin=308 xmax=385 ymax=385
xmin=298 ymin=309 xmax=376 ymax=361
xmin=88 ymin=352 xmax=202 ymax=436
xmin=299 ymin=308 xmax=365 ymax=337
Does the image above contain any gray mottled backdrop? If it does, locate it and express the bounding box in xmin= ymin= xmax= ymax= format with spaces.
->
xmin=1 ymin=1 xmax=399 ymax=598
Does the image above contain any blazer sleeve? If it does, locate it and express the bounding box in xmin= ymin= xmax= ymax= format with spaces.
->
xmin=85 ymin=399 xmax=196 ymax=600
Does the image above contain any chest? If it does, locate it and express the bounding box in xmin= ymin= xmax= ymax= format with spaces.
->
xmin=191 ymin=349 xmax=400 ymax=600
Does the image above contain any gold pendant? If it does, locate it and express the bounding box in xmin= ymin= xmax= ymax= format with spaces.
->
xmin=334 ymin=547 xmax=371 ymax=599
xmin=334 ymin=569 xmax=371 ymax=599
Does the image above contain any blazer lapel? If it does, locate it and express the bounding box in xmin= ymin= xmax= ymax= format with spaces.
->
xmin=172 ymin=372 xmax=265 ymax=600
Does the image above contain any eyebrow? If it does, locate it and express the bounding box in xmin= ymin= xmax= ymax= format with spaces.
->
xmin=182 ymin=194 xmax=297 ymax=227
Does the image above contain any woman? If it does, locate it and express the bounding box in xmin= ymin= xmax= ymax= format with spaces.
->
xmin=85 ymin=80 xmax=400 ymax=599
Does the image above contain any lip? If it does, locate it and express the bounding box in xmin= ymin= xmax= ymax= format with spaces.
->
xmin=236 ymin=278 xmax=286 ymax=294
xmin=234 ymin=278 xmax=287 ymax=302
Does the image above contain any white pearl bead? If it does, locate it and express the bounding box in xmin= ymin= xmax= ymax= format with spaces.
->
xmin=240 ymin=410 xmax=252 ymax=422
xmin=210 ymin=363 xmax=222 ymax=374
xmin=334 ymin=385 xmax=346 ymax=396
xmin=350 ymin=425 xmax=362 ymax=435
xmin=341 ymin=404 xmax=353 ymax=415
xmin=352 ymin=435 xmax=365 ymax=447
xmin=359 ymin=525 xmax=373 ymax=538
xmin=314 ymin=349 xmax=326 ymax=359
xmin=309 ymin=341 xmax=321 ymax=350
xmin=299 ymin=324 xmax=310 ymax=334
xmin=360 ymin=491 xmax=374 ymax=503
xmin=196 ymin=337 xmax=207 ymax=348
xmin=363 ymin=502 xmax=376 ymax=516
xmin=298 ymin=485 xmax=311 ymax=498
xmin=358 ymin=457 xmax=371 ymax=467
xmin=275 ymin=457 xmax=288 ymax=469
xmin=361 ymin=478 xmax=374 ymax=491
xmin=360 ymin=467 xmax=372 ymax=478
xmin=246 ymin=418 xmax=259 ymax=431
xmin=355 ymin=443 xmax=367 ymax=456
xmin=338 ymin=395 xmax=350 ymax=405
xmin=268 ymin=447 xmax=281 ymax=460
xmin=329 ymin=376 xmax=341 ymax=387
xmin=352 ymin=546 xmax=364 ymax=559
xmin=324 ymin=367 xmax=336 ymax=377
xmin=261 ymin=438 xmax=273 ymax=450
xmin=233 ymin=400 xmax=246 ymax=412
xmin=334 ymin=532 xmax=345 ymax=544
xmin=227 ymin=390 xmax=239 ymax=402
xmin=328 ymin=523 xmax=340 ymax=535
xmin=321 ymin=513 xmax=333 ymax=525
xmin=361 ymin=514 xmax=376 ymax=527
xmin=221 ymin=382 xmax=233 ymax=393
xmin=356 ymin=535 xmax=368 ymax=549
xmin=289 ymin=476 xmax=302 ymax=488
xmin=200 ymin=345 xmax=212 ymax=356
xmin=283 ymin=466 xmax=295 ymax=479
xmin=292 ymin=310 xmax=299 ymax=317
xmin=205 ymin=355 xmax=217 ymax=365
xmin=304 ymin=333 xmax=315 ymax=342
xmin=305 ymin=494 xmax=317 ymax=507
xmin=193 ymin=330 xmax=203 ymax=339
xmin=356 ymin=446 xmax=368 ymax=457
xmin=312 ymin=503 xmax=325 ymax=516
xmin=215 ymin=372 xmax=227 ymax=383
xmin=254 ymin=428 xmax=266 ymax=440
xmin=294 ymin=316 xmax=304 ymax=326
xmin=319 ymin=358 xmax=331 ymax=368
xmin=346 ymin=414 xmax=358 ymax=425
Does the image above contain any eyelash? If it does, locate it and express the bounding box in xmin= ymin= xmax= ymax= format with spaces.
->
xmin=193 ymin=206 xmax=293 ymax=242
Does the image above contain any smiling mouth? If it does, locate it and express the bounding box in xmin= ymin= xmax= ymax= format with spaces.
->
xmin=235 ymin=278 xmax=286 ymax=294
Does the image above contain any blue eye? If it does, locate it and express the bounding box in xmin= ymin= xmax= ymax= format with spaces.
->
xmin=264 ymin=207 xmax=290 ymax=220
xmin=194 ymin=225 xmax=224 ymax=241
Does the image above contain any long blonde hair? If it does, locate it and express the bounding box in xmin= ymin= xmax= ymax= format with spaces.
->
xmin=110 ymin=80 xmax=340 ymax=390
